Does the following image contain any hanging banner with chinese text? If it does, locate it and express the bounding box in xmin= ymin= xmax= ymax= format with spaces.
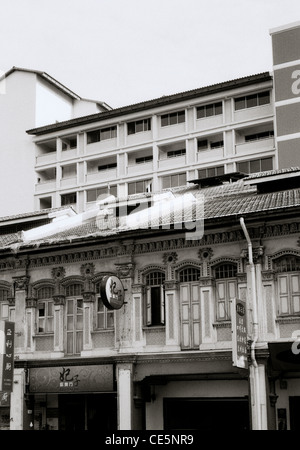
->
xmin=231 ymin=299 xmax=248 ymax=370
xmin=0 ymin=321 xmax=15 ymax=392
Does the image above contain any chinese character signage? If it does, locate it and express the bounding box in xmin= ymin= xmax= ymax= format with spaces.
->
xmin=0 ymin=321 xmax=15 ymax=392
xmin=231 ymin=299 xmax=248 ymax=369
xmin=100 ymin=275 xmax=125 ymax=310
xmin=29 ymin=364 xmax=114 ymax=393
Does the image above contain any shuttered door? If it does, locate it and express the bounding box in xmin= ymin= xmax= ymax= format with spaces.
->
xmin=180 ymin=283 xmax=200 ymax=349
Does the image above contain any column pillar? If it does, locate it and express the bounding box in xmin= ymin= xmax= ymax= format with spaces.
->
xmin=131 ymin=284 xmax=146 ymax=349
xmin=164 ymin=280 xmax=180 ymax=349
xmin=25 ymin=297 xmax=37 ymax=351
xmin=53 ymin=295 xmax=65 ymax=354
xmin=249 ymin=362 xmax=268 ymax=430
xmin=199 ymin=276 xmax=215 ymax=349
xmin=82 ymin=291 xmax=95 ymax=352
xmin=13 ymin=276 xmax=30 ymax=352
xmin=10 ymin=368 xmax=25 ymax=430
xmin=117 ymin=363 xmax=133 ymax=430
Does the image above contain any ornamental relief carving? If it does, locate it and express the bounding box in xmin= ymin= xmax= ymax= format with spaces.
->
xmin=162 ymin=252 xmax=178 ymax=265
xmin=80 ymin=263 xmax=95 ymax=278
xmin=13 ymin=276 xmax=30 ymax=291
xmin=51 ymin=267 xmax=66 ymax=280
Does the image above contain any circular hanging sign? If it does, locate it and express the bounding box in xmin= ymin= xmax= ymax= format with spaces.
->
xmin=100 ymin=275 xmax=125 ymax=310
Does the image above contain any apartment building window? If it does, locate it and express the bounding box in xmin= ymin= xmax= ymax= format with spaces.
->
xmin=245 ymin=130 xmax=274 ymax=142
xmin=135 ymin=155 xmax=153 ymax=164
xmin=161 ymin=110 xmax=185 ymax=127
xmin=197 ymin=102 xmax=223 ymax=119
xmin=0 ymin=289 xmax=9 ymax=321
xmin=127 ymin=118 xmax=151 ymax=135
xmin=87 ymin=185 xmax=117 ymax=202
xmin=37 ymin=287 xmax=54 ymax=333
xmin=198 ymin=166 xmax=224 ymax=179
xmin=61 ymin=192 xmax=77 ymax=206
xmin=65 ymin=284 xmax=83 ymax=355
xmin=162 ymin=173 xmax=186 ymax=189
xmin=237 ymin=157 xmax=273 ymax=174
xmin=87 ymin=126 xmax=117 ymax=144
xmin=98 ymin=162 xmax=117 ymax=171
xmin=167 ymin=149 xmax=186 ymax=158
xmin=234 ymin=91 xmax=270 ymax=111
xmin=145 ymin=271 xmax=165 ymax=326
xmin=95 ymin=282 xmax=114 ymax=329
xmin=215 ymin=263 xmax=237 ymax=321
xmin=128 ymin=179 xmax=152 ymax=195
xmin=198 ymin=139 xmax=224 ymax=151
xmin=274 ymin=256 xmax=300 ymax=316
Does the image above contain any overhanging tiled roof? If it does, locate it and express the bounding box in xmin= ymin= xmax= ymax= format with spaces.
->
xmin=26 ymin=72 xmax=272 ymax=136
xmin=1 ymin=169 xmax=300 ymax=252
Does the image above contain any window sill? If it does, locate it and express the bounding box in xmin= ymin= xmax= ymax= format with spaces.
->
xmin=142 ymin=325 xmax=165 ymax=331
xmin=33 ymin=333 xmax=54 ymax=338
xmin=213 ymin=321 xmax=231 ymax=328
xmin=91 ymin=329 xmax=114 ymax=334
xmin=276 ymin=316 xmax=300 ymax=324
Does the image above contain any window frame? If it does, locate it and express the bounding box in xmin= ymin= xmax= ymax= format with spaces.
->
xmin=161 ymin=172 xmax=186 ymax=189
xmin=145 ymin=271 xmax=165 ymax=327
xmin=0 ymin=289 xmax=10 ymax=322
xmin=274 ymin=256 xmax=300 ymax=317
xmin=94 ymin=282 xmax=114 ymax=330
xmin=65 ymin=283 xmax=84 ymax=356
xmin=234 ymin=91 xmax=270 ymax=111
xmin=161 ymin=110 xmax=185 ymax=127
xmin=214 ymin=263 xmax=238 ymax=321
xmin=87 ymin=126 xmax=117 ymax=144
xmin=127 ymin=118 xmax=151 ymax=135
xmin=196 ymin=101 xmax=223 ymax=119
xmin=36 ymin=286 xmax=54 ymax=334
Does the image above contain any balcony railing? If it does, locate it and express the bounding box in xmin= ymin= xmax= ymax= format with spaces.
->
xmin=235 ymin=137 xmax=275 ymax=155
xmin=35 ymin=180 xmax=56 ymax=193
xmin=127 ymin=161 xmax=153 ymax=175
xmin=158 ymin=154 xmax=186 ymax=170
xmin=86 ymin=168 xmax=118 ymax=183
xmin=36 ymin=152 xmax=56 ymax=165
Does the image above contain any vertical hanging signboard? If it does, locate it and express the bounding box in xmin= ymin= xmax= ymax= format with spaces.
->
xmin=0 ymin=321 xmax=15 ymax=392
xmin=231 ymin=299 xmax=248 ymax=370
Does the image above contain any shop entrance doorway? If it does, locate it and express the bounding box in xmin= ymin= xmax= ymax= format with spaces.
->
xmin=164 ymin=397 xmax=249 ymax=431
xmin=289 ymin=396 xmax=300 ymax=430
xmin=59 ymin=393 xmax=117 ymax=431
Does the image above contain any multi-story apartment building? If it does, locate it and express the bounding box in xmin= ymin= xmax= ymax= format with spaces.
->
xmin=1 ymin=22 xmax=300 ymax=218
xmin=28 ymin=72 xmax=275 ymax=214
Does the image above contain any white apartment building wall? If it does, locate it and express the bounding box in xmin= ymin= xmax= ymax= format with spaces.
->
xmin=0 ymin=68 xmax=110 ymax=217
xmin=30 ymin=73 xmax=275 ymax=213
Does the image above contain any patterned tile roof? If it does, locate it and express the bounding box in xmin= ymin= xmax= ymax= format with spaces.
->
xmin=1 ymin=170 xmax=300 ymax=251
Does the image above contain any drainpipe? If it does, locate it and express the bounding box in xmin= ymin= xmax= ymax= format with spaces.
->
xmin=240 ymin=217 xmax=261 ymax=430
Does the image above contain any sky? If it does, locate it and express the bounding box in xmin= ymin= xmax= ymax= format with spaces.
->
xmin=1 ymin=0 xmax=300 ymax=108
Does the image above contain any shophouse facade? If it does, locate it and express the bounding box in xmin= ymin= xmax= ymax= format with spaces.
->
xmin=0 ymin=167 xmax=300 ymax=430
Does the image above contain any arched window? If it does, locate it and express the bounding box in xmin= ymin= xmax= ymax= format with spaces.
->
xmin=274 ymin=255 xmax=300 ymax=316
xmin=145 ymin=271 xmax=165 ymax=326
xmin=37 ymin=286 xmax=54 ymax=333
xmin=214 ymin=263 xmax=237 ymax=321
xmin=65 ymin=283 xmax=83 ymax=355
xmin=95 ymin=280 xmax=114 ymax=330
xmin=179 ymin=267 xmax=200 ymax=283
xmin=0 ymin=289 xmax=9 ymax=321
